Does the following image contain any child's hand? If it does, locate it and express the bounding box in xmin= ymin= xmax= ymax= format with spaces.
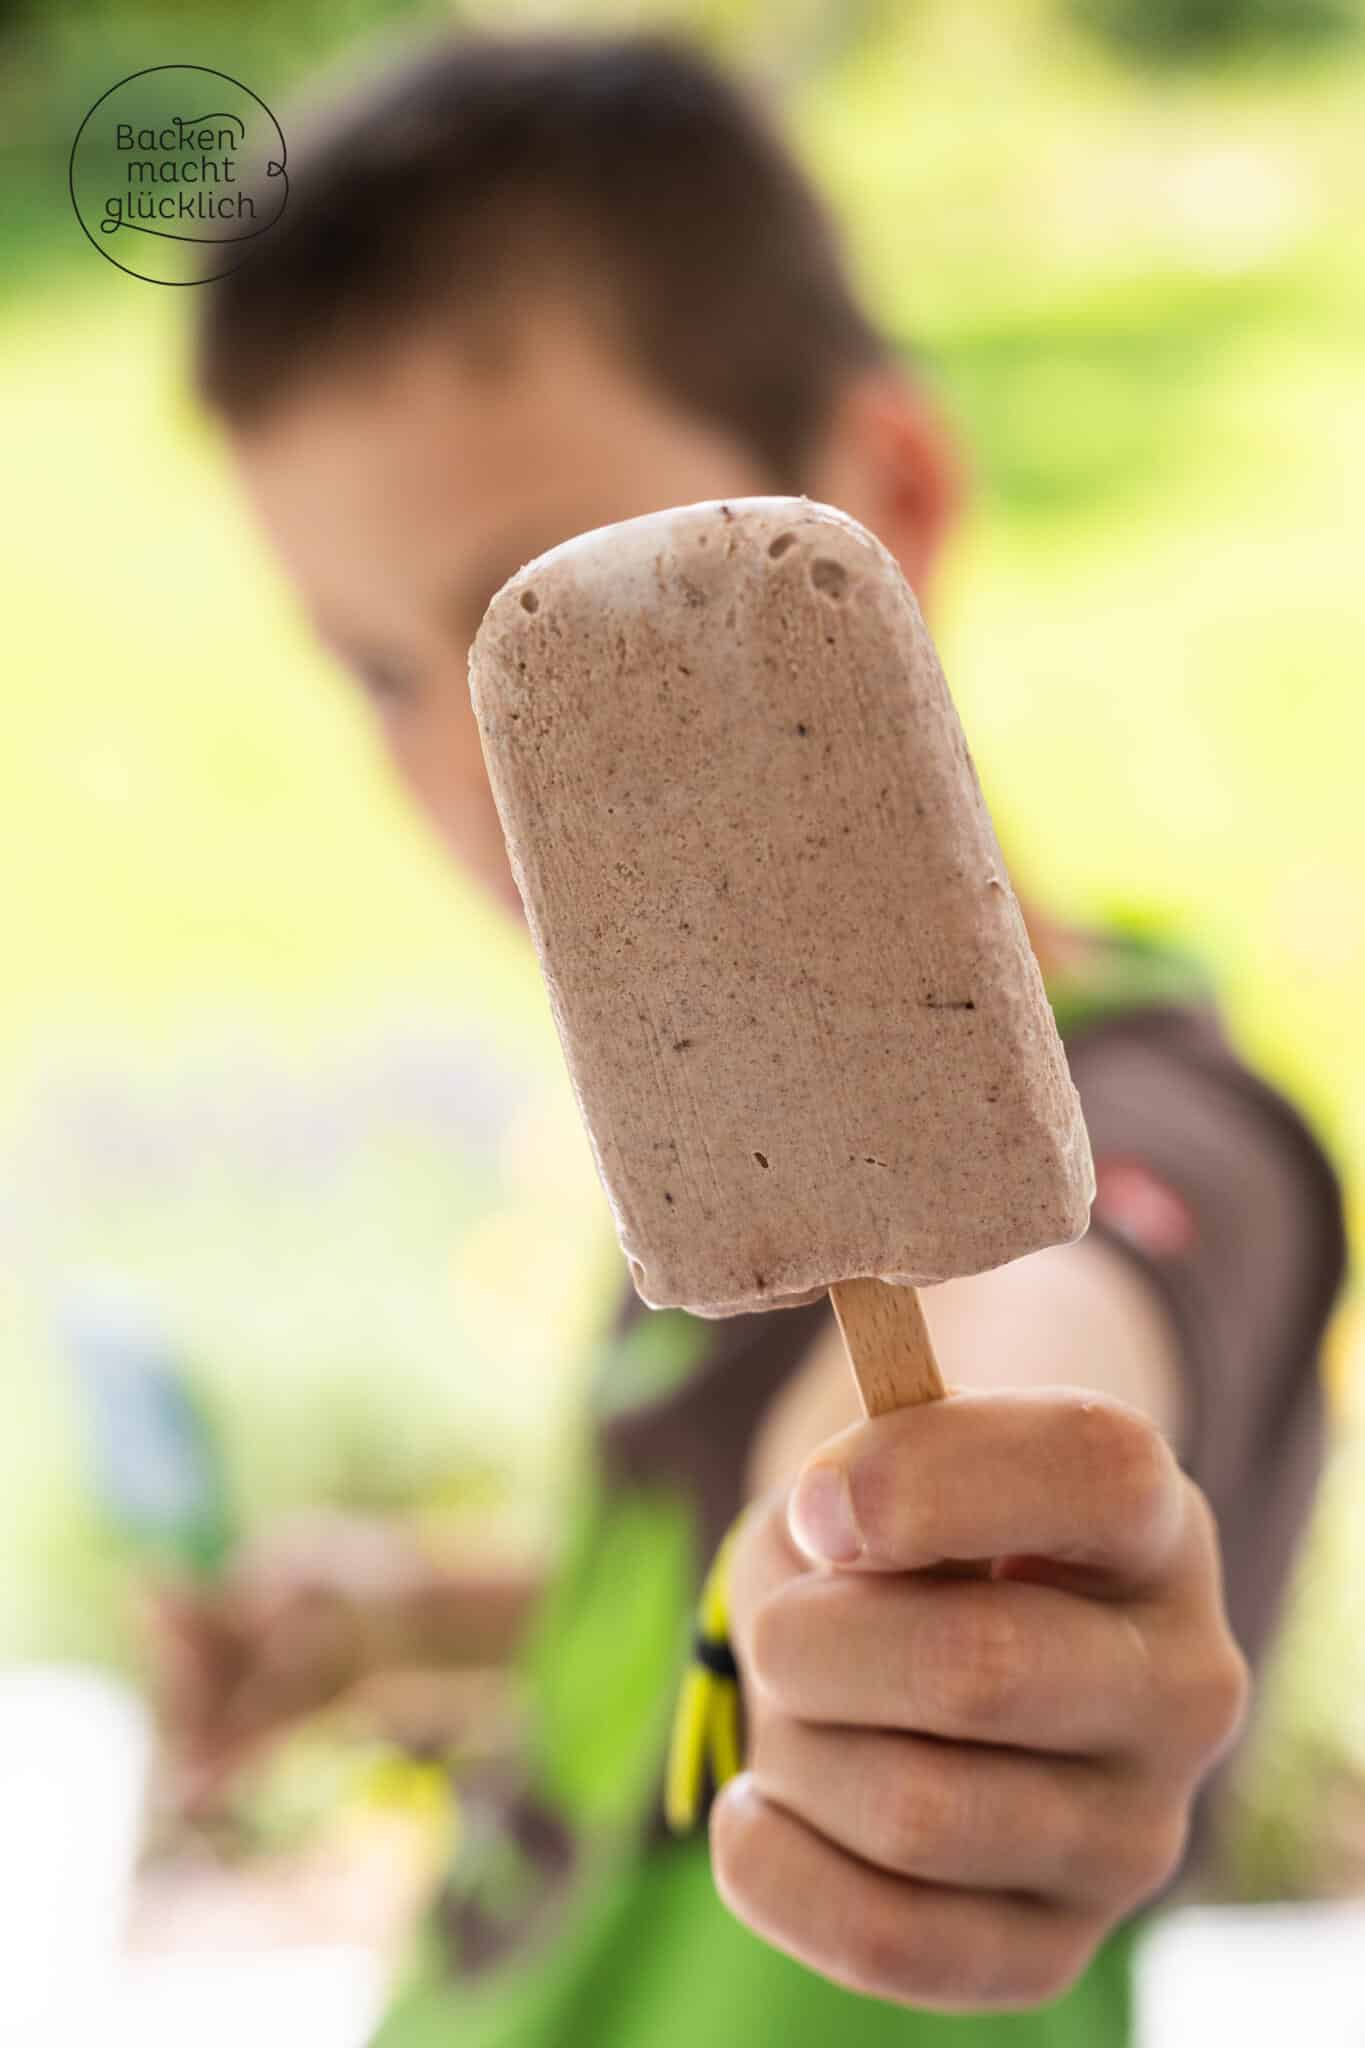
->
xmin=142 ymin=1512 xmax=542 ymax=1814
xmin=716 ymin=1387 xmax=1247 ymax=2011
xmin=142 ymin=1513 xmax=396 ymax=1811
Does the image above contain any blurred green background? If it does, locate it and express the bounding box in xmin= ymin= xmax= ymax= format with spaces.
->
xmin=1 ymin=0 xmax=1362 ymax=1898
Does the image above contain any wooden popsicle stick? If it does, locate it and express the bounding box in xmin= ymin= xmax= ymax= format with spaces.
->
xmin=829 ymin=1276 xmax=947 ymax=1416
xmin=830 ymin=1277 xmax=992 ymax=1580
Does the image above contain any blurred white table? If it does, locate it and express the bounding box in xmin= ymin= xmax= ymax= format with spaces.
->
xmin=100 ymin=1947 xmax=386 ymax=2048
xmin=0 ymin=1666 xmax=390 ymax=2047
xmin=0 ymin=1666 xmax=151 ymax=2039
xmin=1136 ymin=1897 xmax=1365 ymax=2046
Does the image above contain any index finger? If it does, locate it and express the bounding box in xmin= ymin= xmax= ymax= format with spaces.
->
xmin=789 ymin=1386 xmax=1187 ymax=1593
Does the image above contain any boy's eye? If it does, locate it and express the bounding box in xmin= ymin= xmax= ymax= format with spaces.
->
xmin=352 ymin=652 xmax=417 ymax=707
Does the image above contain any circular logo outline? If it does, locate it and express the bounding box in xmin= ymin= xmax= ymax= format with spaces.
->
xmin=69 ymin=64 xmax=288 ymax=286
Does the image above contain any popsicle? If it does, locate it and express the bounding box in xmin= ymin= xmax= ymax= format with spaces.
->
xmin=469 ymin=498 xmax=1093 ymax=1415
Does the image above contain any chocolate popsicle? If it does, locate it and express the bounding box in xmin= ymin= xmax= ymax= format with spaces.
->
xmin=469 ymin=497 xmax=1093 ymax=1413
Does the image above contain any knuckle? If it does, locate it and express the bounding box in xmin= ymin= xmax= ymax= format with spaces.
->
xmin=840 ymin=1903 xmax=917 ymax=2000
xmin=1018 ymin=1922 xmax=1098 ymax=2007
xmin=1189 ymin=1641 xmax=1251 ymax=1761
xmin=1075 ymin=1399 xmax=1174 ymax=1544
xmin=840 ymin=1903 xmax=1096 ymax=2015
xmin=1136 ymin=1812 xmax=1191 ymax=1902
xmin=1099 ymin=1804 xmax=1191 ymax=1911
xmin=1222 ymin=1644 xmax=1253 ymax=1744
xmin=708 ymin=1781 xmax=765 ymax=1919
xmin=942 ymin=1933 xmax=1018 ymax=2011
xmin=725 ymin=1500 xmax=782 ymax=1655
xmin=744 ymin=1588 xmax=791 ymax=1705
xmin=1183 ymin=1478 xmax=1222 ymax=1559
xmin=870 ymin=1747 xmax=956 ymax=1874
xmin=841 ymin=1903 xmax=982 ymax=2010
xmin=912 ymin=1917 xmax=1088 ymax=2014
xmin=936 ymin=1598 xmax=1028 ymax=1732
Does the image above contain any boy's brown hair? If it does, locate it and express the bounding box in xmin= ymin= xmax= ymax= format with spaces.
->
xmin=193 ymin=33 xmax=887 ymax=484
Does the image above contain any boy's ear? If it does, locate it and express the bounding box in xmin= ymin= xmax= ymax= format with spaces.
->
xmin=807 ymin=367 xmax=967 ymax=602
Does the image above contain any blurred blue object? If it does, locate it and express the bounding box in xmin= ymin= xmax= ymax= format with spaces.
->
xmin=56 ymin=1272 xmax=236 ymax=1579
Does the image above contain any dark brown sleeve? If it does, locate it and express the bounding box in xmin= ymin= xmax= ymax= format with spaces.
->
xmin=1065 ymin=1002 xmax=1348 ymax=1874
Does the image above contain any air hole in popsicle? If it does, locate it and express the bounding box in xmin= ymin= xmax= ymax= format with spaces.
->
xmin=520 ymin=589 xmax=539 ymax=612
xmin=810 ymin=558 xmax=848 ymax=599
xmin=767 ymin=533 xmax=797 ymax=559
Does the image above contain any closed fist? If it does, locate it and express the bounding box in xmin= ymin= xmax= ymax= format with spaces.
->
xmin=713 ymin=1386 xmax=1247 ymax=2011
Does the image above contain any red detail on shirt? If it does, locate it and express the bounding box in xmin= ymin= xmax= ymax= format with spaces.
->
xmin=1092 ymin=1156 xmax=1198 ymax=1258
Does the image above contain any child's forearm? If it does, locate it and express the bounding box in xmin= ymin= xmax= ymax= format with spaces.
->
xmin=379 ymin=1562 xmax=547 ymax=1669
xmin=923 ymin=1235 xmax=1186 ymax=1451
xmin=747 ymin=1236 xmax=1185 ymax=1504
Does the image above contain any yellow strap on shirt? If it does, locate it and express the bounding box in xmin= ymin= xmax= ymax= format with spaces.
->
xmin=665 ymin=1505 xmax=751 ymax=1834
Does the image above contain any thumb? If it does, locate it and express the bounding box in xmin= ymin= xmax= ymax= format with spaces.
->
xmin=784 ymin=1393 xmax=979 ymax=1571
xmin=786 ymin=1421 xmax=867 ymax=1566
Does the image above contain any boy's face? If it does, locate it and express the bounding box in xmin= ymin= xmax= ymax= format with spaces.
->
xmin=233 ymin=305 xmax=774 ymax=913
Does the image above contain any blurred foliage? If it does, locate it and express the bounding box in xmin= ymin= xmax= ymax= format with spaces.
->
xmin=0 ymin=0 xmax=1362 ymax=1901
xmin=1070 ymin=0 xmax=1363 ymax=63
xmin=1223 ymin=1334 xmax=1365 ymax=1901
